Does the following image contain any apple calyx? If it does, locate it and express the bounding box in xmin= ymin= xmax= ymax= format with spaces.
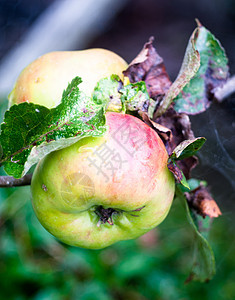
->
xmin=95 ymin=205 xmax=146 ymax=227
xmin=95 ymin=206 xmax=118 ymax=226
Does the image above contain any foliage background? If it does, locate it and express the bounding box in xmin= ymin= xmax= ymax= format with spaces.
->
xmin=0 ymin=0 xmax=235 ymax=299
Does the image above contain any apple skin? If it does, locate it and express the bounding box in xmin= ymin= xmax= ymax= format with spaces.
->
xmin=8 ymin=49 xmax=128 ymax=108
xmin=31 ymin=112 xmax=175 ymax=249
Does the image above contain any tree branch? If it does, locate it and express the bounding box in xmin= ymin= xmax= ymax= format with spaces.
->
xmin=0 ymin=174 xmax=32 ymax=187
xmin=214 ymin=75 xmax=235 ymax=102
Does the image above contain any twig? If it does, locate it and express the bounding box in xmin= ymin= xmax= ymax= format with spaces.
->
xmin=214 ymin=75 xmax=235 ymax=102
xmin=0 ymin=174 xmax=32 ymax=187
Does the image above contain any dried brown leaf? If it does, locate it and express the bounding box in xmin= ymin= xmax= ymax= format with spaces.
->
xmin=153 ymin=107 xmax=198 ymax=178
xmin=167 ymin=161 xmax=183 ymax=182
xmin=123 ymin=37 xmax=172 ymax=101
xmin=186 ymin=185 xmax=222 ymax=218
xmin=139 ymin=111 xmax=172 ymax=142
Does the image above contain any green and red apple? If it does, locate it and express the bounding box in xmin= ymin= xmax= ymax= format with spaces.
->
xmin=31 ymin=112 xmax=175 ymax=249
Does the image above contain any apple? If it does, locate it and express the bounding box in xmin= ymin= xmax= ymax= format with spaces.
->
xmin=31 ymin=112 xmax=175 ymax=249
xmin=11 ymin=48 xmax=175 ymax=248
xmin=8 ymin=48 xmax=128 ymax=108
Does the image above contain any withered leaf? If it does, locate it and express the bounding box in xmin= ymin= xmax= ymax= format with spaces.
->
xmin=153 ymin=107 xmax=193 ymax=153
xmin=170 ymin=137 xmax=206 ymax=161
xmin=174 ymin=21 xmax=229 ymax=114
xmin=139 ymin=111 xmax=172 ymax=141
xmin=177 ymin=156 xmax=198 ymax=180
xmin=167 ymin=161 xmax=189 ymax=189
xmin=153 ymin=107 xmax=198 ymax=178
xmin=156 ymin=27 xmax=200 ymax=117
xmin=123 ymin=37 xmax=171 ymax=102
xmin=186 ymin=185 xmax=222 ymax=218
xmin=122 ymin=37 xmax=202 ymax=179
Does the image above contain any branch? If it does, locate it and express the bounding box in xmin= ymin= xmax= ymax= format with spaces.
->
xmin=0 ymin=174 xmax=32 ymax=187
xmin=214 ymin=75 xmax=235 ymax=102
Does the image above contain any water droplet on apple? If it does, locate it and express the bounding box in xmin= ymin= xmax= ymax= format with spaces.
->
xmin=78 ymin=146 xmax=95 ymax=154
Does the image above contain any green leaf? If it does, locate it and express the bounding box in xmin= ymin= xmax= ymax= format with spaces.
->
xmin=174 ymin=22 xmax=229 ymax=114
xmin=93 ymin=75 xmax=150 ymax=113
xmin=155 ymin=27 xmax=200 ymax=116
xmin=168 ymin=138 xmax=206 ymax=189
xmin=120 ymin=81 xmax=150 ymax=112
xmin=183 ymin=178 xmax=214 ymax=240
xmin=176 ymin=187 xmax=216 ymax=282
xmin=190 ymin=210 xmax=212 ymax=240
xmin=170 ymin=137 xmax=206 ymax=161
xmin=0 ymin=75 xmax=152 ymax=179
xmin=180 ymin=172 xmax=190 ymax=190
xmin=187 ymin=178 xmax=207 ymax=190
xmin=92 ymin=74 xmax=122 ymax=111
xmin=0 ymin=77 xmax=106 ymax=178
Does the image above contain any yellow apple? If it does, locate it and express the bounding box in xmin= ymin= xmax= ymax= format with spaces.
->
xmin=8 ymin=48 xmax=128 ymax=108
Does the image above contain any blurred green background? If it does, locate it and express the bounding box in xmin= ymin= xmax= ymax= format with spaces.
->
xmin=0 ymin=165 xmax=235 ymax=300
xmin=0 ymin=0 xmax=235 ymax=299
